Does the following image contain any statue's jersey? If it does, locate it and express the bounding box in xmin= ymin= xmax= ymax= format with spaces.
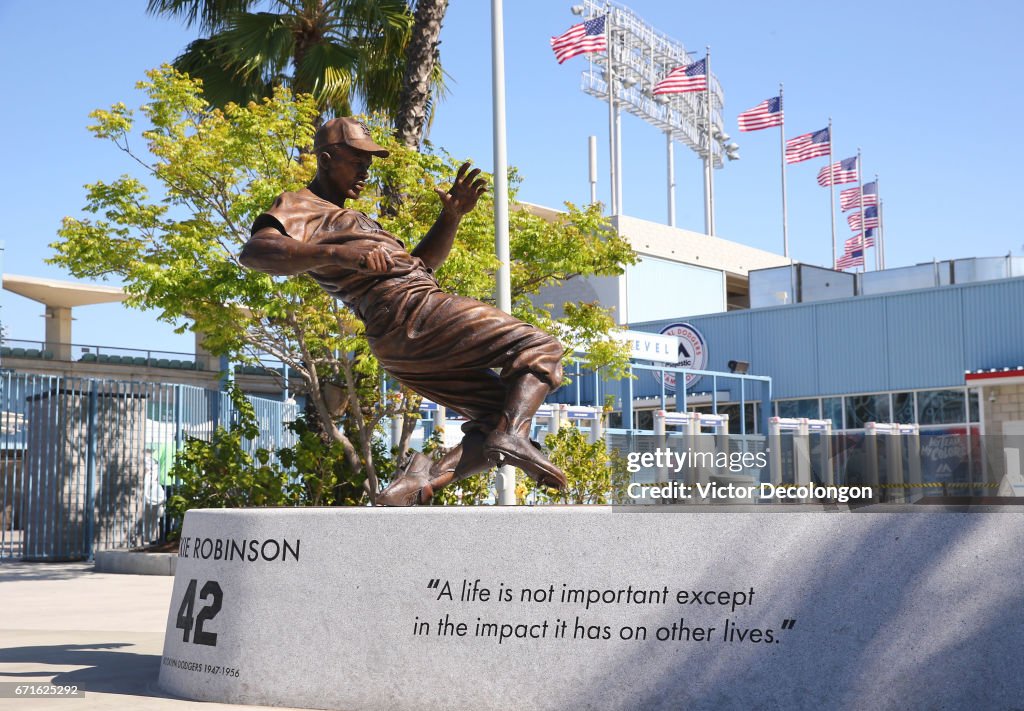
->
xmin=252 ymin=188 xmax=563 ymax=429
xmin=252 ymin=189 xmax=437 ymax=328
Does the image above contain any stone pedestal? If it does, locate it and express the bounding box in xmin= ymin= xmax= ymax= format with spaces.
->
xmin=159 ymin=507 xmax=1024 ymax=711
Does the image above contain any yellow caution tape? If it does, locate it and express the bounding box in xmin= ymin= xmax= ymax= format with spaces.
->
xmin=876 ymin=482 xmax=998 ymax=489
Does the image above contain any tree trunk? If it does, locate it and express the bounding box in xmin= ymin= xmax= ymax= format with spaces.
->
xmin=394 ymin=0 xmax=449 ymax=149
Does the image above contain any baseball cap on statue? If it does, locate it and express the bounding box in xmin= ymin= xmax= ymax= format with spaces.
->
xmin=313 ymin=118 xmax=390 ymax=157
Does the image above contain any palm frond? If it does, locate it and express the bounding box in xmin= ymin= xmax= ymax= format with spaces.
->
xmin=295 ymin=41 xmax=360 ymax=108
xmin=353 ymin=50 xmax=404 ymax=116
xmin=146 ymin=0 xmax=257 ymax=32
xmin=424 ymin=52 xmax=449 ymax=128
xmin=155 ymin=0 xmax=446 ymax=129
xmin=324 ymin=0 xmax=412 ymax=39
xmin=173 ymin=37 xmax=276 ymax=107
xmin=213 ymin=12 xmax=296 ymax=82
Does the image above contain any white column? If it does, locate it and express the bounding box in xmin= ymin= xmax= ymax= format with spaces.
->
xmin=44 ymin=305 xmax=73 ymax=361
xmin=614 ymin=106 xmax=623 ymax=215
xmin=606 ymin=19 xmax=617 ymax=216
xmin=491 ymin=0 xmax=515 ymax=505
xmin=588 ymin=135 xmax=598 ymax=204
xmin=666 ymin=132 xmax=676 ymax=226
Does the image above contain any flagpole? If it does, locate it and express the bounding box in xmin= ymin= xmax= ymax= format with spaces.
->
xmin=828 ymin=117 xmax=836 ymax=268
xmin=780 ymin=84 xmax=789 ymax=259
xmin=704 ymin=47 xmax=714 ymax=235
xmin=857 ymin=147 xmax=865 ymax=273
xmin=615 ymin=100 xmax=623 ymax=215
xmin=490 ymin=0 xmax=514 ymax=505
xmin=605 ymin=14 xmax=617 ymax=215
xmin=876 ymin=175 xmax=884 ymax=269
xmin=667 ymin=131 xmax=676 ymax=226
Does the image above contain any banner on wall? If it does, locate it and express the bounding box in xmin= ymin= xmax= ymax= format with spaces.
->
xmin=652 ymin=323 xmax=708 ymax=392
xmin=609 ymin=329 xmax=682 ymax=364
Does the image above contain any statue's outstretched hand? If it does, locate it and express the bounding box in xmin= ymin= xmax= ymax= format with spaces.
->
xmin=435 ymin=162 xmax=487 ymax=219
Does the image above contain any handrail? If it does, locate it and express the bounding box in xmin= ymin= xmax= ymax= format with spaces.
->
xmin=0 ymin=337 xmax=197 ymax=362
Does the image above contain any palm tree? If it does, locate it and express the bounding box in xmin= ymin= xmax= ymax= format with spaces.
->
xmin=147 ymin=0 xmax=445 ymax=129
xmin=394 ymin=0 xmax=447 ymax=148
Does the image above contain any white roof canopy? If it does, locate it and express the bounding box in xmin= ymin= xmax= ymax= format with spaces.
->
xmin=2 ymin=273 xmax=127 ymax=308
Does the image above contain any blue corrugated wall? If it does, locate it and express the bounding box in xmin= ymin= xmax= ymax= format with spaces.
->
xmin=634 ymin=276 xmax=1024 ymax=399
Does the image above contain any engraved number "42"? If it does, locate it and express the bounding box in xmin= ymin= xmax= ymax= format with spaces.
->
xmin=176 ymin=579 xmax=223 ymax=646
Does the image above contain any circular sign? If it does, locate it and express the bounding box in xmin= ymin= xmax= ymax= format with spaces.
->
xmin=654 ymin=323 xmax=707 ymax=392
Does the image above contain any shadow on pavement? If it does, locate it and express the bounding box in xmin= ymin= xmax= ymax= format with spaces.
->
xmin=0 ymin=642 xmax=170 ymax=698
xmin=0 ymin=561 xmax=93 ymax=583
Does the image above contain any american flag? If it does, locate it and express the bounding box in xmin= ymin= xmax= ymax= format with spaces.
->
xmin=653 ymin=58 xmax=707 ymax=95
xmin=847 ymin=206 xmax=880 ymax=231
xmin=816 ymin=156 xmax=859 ymax=187
xmin=836 ymin=248 xmax=865 ymax=270
xmin=737 ymin=96 xmax=783 ymax=132
xmin=840 ymin=181 xmax=879 ymax=211
xmin=785 ymin=127 xmax=830 ymax=164
xmin=846 ymin=232 xmax=876 ymax=251
xmin=551 ymin=16 xmax=607 ymax=64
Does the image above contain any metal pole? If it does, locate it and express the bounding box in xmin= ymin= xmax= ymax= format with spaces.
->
xmin=85 ymin=381 xmax=98 ymax=560
xmin=606 ymin=15 xmax=617 ymax=215
xmin=549 ymin=405 xmax=562 ymax=435
xmin=172 ymin=383 xmax=183 ymax=534
xmin=872 ymin=185 xmax=880 ymax=271
xmin=702 ymin=151 xmax=711 ymax=235
xmin=769 ymin=419 xmax=783 ymax=490
xmin=654 ymin=411 xmax=667 ymax=484
xmin=779 ymin=84 xmax=789 ymax=258
xmin=876 ymin=175 xmax=885 ymax=269
xmin=588 ymin=135 xmax=598 ymax=205
xmin=666 ymin=131 xmax=676 ymax=226
xmin=828 ymin=118 xmax=836 ymax=268
xmin=435 ymin=405 xmax=446 ymax=442
xmin=702 ymin=108 xmax=711 ymax=228
xmin=705 ymin=47 xmax=715 ymax=236
xmin=590 ymin=410 xmax=604 ymax=444
xmin=857 ymin=147 xmax=865 ymax=273
xmin=615 ymin=106 xmax=623 ymax=215
xmin=390 ymin=415 xmax=403 ymax=455
xmin=491 ymin=0 xmax=514 ymax=505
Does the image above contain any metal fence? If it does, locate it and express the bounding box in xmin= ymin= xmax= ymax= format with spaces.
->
xmin=0 ymin=371 xmax=296 ymax=561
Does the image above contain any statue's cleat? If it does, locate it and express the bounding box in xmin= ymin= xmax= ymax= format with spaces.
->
xmin=484 ymin=430 xmax=567 ymax=490
xmin=376 ymin=452 xmax=434 ymax=506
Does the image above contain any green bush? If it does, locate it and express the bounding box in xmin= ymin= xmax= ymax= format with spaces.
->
xmin=519 ymin=423 xmax=630 ymax=505
xmin=165 ymin=387 xmax=371 ymax=539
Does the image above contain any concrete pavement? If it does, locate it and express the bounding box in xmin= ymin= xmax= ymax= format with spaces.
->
xmin=0 ymin=561 xmax=307 ymax=711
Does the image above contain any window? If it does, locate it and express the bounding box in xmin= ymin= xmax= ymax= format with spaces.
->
xmin=777 ymin=399 xmax=820 ymax=420
xmin=845 ymin=394 xmax=891 ymax=429
xmin=635 ymin=410 xmax=655 ymax=431
xmin=823 ymin=398 xmax=844 ymax=429
xmin=892 ymin=393 xmax=915 ymax=424
xmin=917 ymin=390 xmax=966 ymax=426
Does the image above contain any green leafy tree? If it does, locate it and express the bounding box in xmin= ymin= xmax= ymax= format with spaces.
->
xmin=146 ymin=0 xmax=444 ymax=128
xmin=51 ymin=67 xmax=634 ymax=504
xmin=275 ymin=417 xmax=375 ymax=505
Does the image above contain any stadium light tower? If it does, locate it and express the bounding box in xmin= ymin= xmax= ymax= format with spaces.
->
xmin=571 ymin=0 xmax=732 ymax=234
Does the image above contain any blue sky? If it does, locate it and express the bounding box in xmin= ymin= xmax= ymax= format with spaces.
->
xmin=2 ymin=0 xmax=1022 ymax=355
